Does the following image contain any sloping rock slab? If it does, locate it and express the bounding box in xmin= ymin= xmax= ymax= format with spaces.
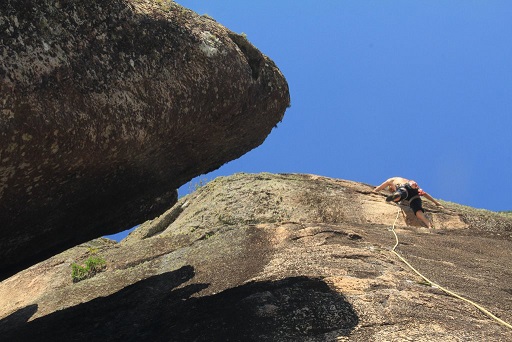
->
xmin=0 ymin=1 xmax=290 ymax=277
xmin=1 ymin=173 xmax=511 ymax=341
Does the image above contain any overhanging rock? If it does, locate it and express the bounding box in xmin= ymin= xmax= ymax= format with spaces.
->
xmin=0 ymin=0 xmax=290 ymax=278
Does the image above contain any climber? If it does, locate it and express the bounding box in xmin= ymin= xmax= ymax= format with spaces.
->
xmin=373 ymin=177 xmax=443 ymax=228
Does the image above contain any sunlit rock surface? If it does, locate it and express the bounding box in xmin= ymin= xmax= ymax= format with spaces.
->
xmin=1 ymin=173 xmax=511 ymax=341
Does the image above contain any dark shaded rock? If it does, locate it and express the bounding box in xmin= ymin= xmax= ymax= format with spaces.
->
xmin=0 ymin=1 xmax=290 ymax=277
xmin=1 ymin=271 xmax=358 ymax=342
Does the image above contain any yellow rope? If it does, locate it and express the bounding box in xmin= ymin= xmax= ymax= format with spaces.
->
xmin=390 ymin=207 xmax=512 ymax=330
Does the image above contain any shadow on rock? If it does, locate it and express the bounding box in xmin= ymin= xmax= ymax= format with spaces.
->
xmin=160 ymin=276 xmax=359 ymax=342
xmin=0 ymin=304 xmax=38 ymax=330
xmin=2 ymin=270 xmax=358 ymax=341
xmin=0 ymin=265 xmax=200 ymax=340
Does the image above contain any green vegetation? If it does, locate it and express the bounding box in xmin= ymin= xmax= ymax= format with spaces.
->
xmin=416 ymin=280 xmax=432 ymax=287
xmin=71 ymin=254 xmax=107 ymax=283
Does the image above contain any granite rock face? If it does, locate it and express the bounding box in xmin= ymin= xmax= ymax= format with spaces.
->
xmin=0 ymin=1 xmax=290 ymax=277
xmin=1 ymin=173 xmax=511 ymax=341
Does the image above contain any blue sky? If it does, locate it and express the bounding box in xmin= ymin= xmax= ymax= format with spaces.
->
xmin=108 ymin=1 xmax=512 ymax=240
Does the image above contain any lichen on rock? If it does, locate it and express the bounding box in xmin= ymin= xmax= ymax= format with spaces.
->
xmin=0 ymin=0 xmax=290 ymax=278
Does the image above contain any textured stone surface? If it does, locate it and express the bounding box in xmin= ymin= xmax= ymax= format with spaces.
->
xmin=1 ymin=173 xmax=511 ymax=341
xmin=0 ymin=1 xmax=290 ymax=277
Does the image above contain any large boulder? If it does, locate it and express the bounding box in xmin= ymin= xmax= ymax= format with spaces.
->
xmin=0 ymin=1 xmax=290 ymax=278
xmin=1 ymin=173 xmax=511 ymax=340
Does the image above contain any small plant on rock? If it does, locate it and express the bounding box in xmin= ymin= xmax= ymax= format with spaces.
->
xmin=71 ymin=255 xmax=107 ymax=283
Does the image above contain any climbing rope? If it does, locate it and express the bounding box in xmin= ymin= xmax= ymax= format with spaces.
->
xmin=390 ymin=206 xmax=512 ymax=330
